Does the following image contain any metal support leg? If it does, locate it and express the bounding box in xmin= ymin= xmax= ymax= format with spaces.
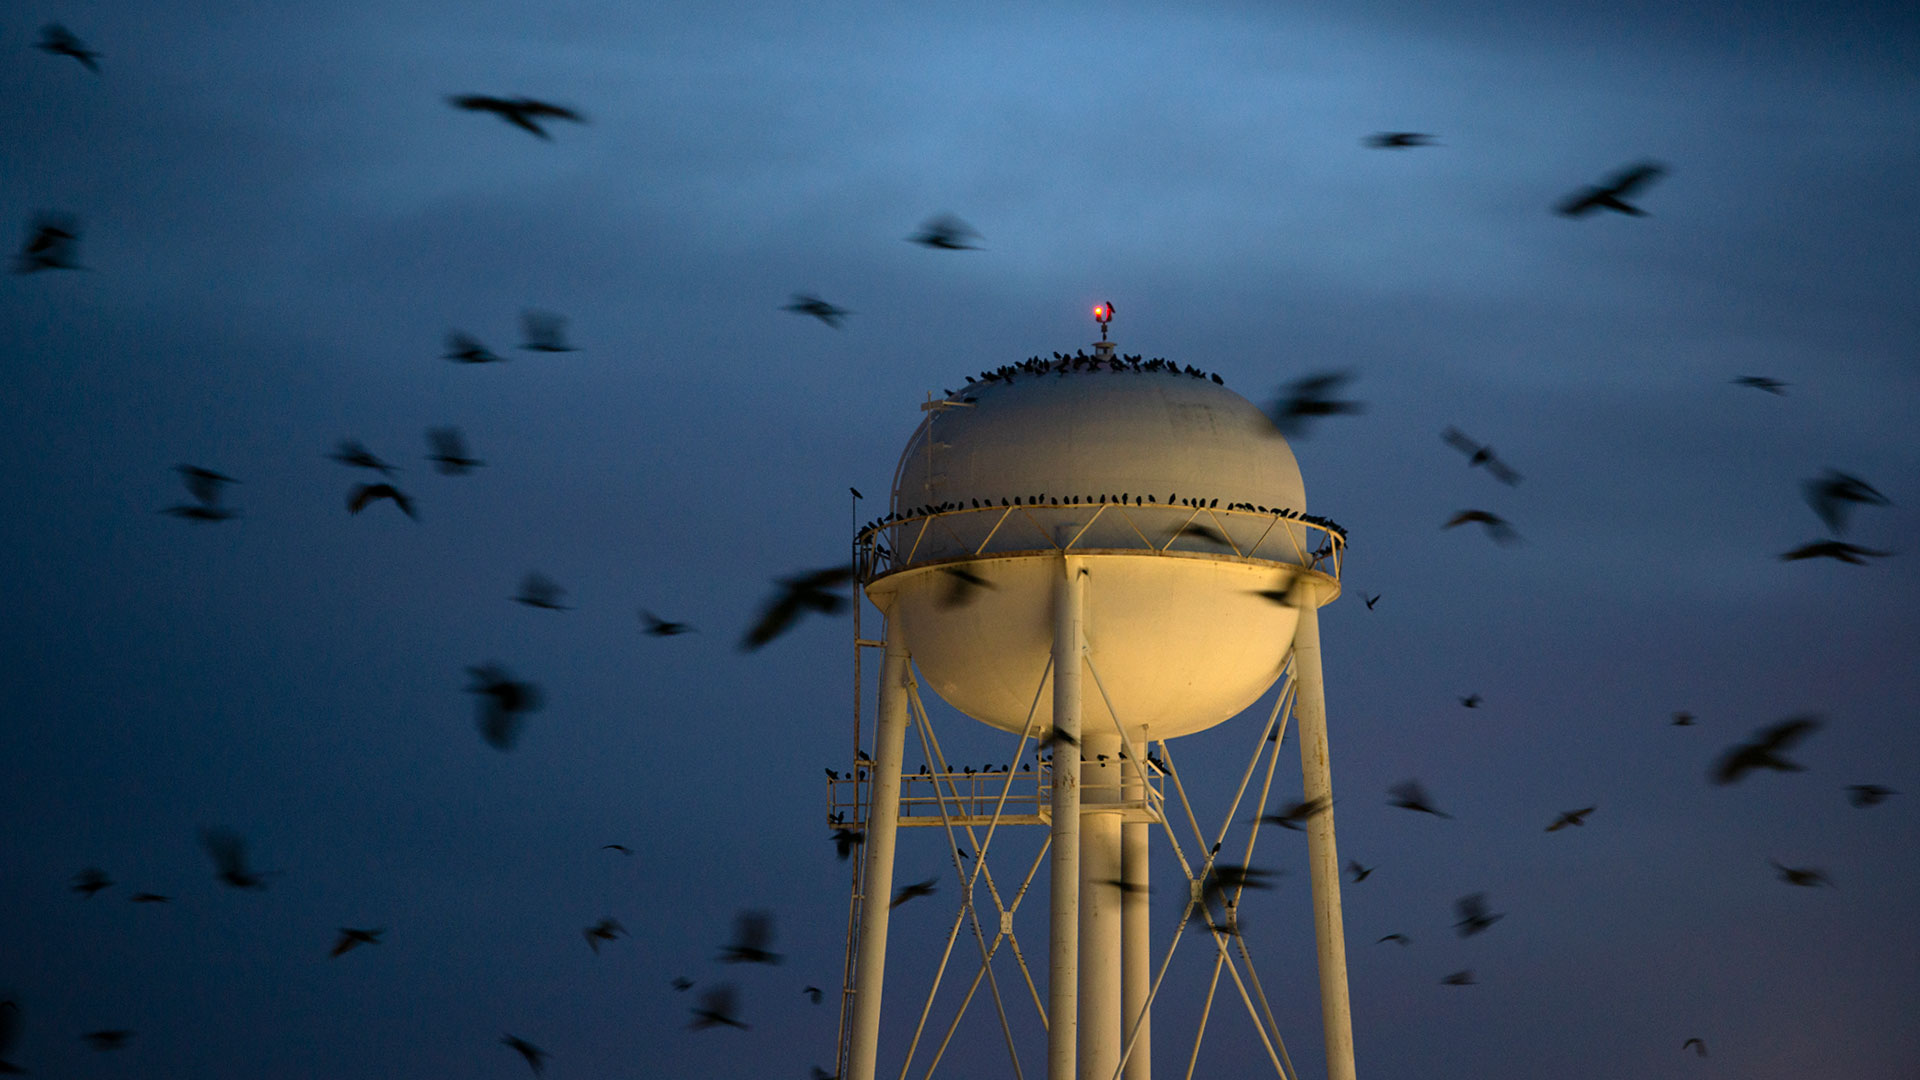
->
xmin=1292 ymin=598 xmax=1356 ymax=1080
xmin=1080 ymin=733 xmax=1122 ymax=1080
xmin=1049 ymin=557 xmax=1085 ymax=1080
xmin=848 ymin=635 xmax=912 ymax=1080
xmin=1121 ymin=732 xmax=1151 ymax=1080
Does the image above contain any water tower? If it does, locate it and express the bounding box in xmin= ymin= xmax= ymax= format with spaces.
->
xmin=832 ymin=308 xmax=1354 ymax=1080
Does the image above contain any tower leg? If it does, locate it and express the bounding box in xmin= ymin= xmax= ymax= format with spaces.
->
xmin=1049 ymin=557 xmax=1085 ymax=1080
xmin=1121 ymin=736 xmax=1151 ymax=1080
xmin=847 ymin=635 xmax=912 ymax=1080
xmin=1292 ymin=599 xmax=1356 ymax=1080
xmin=1079 ymin=734 xmax=1122 ymax=1080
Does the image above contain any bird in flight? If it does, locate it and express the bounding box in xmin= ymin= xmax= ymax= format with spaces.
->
xmin=640 ymin=610 xmax=694 ymax=636
xmin=689 ymin=985 xmax=749 ymax=1030
xmin=466 ymin=664 xmax=544 ymax=750
xmin=804 ymin=986 xmax=824 ymax=1004
xmin=1375 ymin=933 xmax=1409 ymax=945
xmin=331 ymin=928 xmax=384 ymax=957
xmin=1732 ymin=374 xmax=1787 ymax=395
xmin=584 ymin=917 xmax=625 ymax=953
xmin=449 ymin=95 xmax=586 ymax=139
xmin=1770 ymin=860 xmax=1832 ymax=888
xmin=519 ymin=309 xmax=576 ymax=352
xmin=783 ymin=294 xmax=851 ymax=328
xmin=1200 ymin=863 xmax=1277 ymax=907
xmin=426 ymin=427 xmax=483 ymax=475
xmin=515 ymin=572 xmax=571 ymax=611
xmin=443 ymin=331 xmax=503 ymax=364
xmin=348 ymin=483 xmax=416 ymax=519
xmin=1442 ymin=428 xmax=1523 ymax=486
xmin=1801 ymin=469 xmax=1890 ymax=535
xmin=1443 ymin=510 xmax=1519 ymax=544
xmin=164 ymin=464 xmax=240 ymax=521
xmin=1712 ymin=716 xmax=1820 ymax=784
xmin=1364 ymin=132 xmax=1437 ymax=149
xmin=1266 ymin=372 xmax=1364 ymax=438
xmin=1347 ymin=860 xmax=1373 ymax=883
xmin=1440 ymin=970 xmax=1475 ymax=986
xmin=1459 ymin=693 xmax=1482 ymax=709
xmin=129 ymin=892 xmax=171 ymax=903
xmin=1260 ymin=797 xmax=1331 ymax=832
xmin=1778 ymin=540 xmax=1891 ymax=564
xmin=1545 ymin=807 xmax=1596 ymax=832
xmin=909 ymin=214 xmax=982 ymax=250
xmin=832 ymin=827 xmax=864 ymax=861
xmin=15 ymin=212 xmax=84 ymax=273
xmin=1846 ymin=784 xmax=1895 ymax=807
xmin=1682 ymin=1038 xmax=1708 ymax=1057
xmin=719 ymin=910 xmax=782 ymax=964
xmin=1454 ymin=893 xmax=1504 ymax=936
xmin=1363 ymin=593 xmax=1380 ymax=610
xmin=72 ymin=867 xmax=113 ymax=898
xmin=36 ymin=23 xmax=101 ymax=72
xmin=891 ymin=878 xmax=939 ymax=908
xmin=939 ymin=566 xmax=995 ymax=609
xmin=0 ymin=1000 xmax=23 ymax=1074
xmin=81 ymin=1029 xmax=133 ymax=1051
xmin=602 ymin=844 xmax=632 ymax=855
xmin=501 ymin=1034 xmax=549 ymax=1074
xmin=671 ymin=976 xmax=694 ymax=991
xmin=1671 ymin=711 xmax=1697 ymax=726
xmin=201 ymin=828 xmax=274 ymax=889
xmin=1388 ymin=780 xmax=1451 ymax=818
xmin=330 ymin=440 xmax=397 ymax=475
xmin=742 ymin=566 xmax=853 ymax=650
xmin=1557 ymin=161 xmax=1666 ymax=217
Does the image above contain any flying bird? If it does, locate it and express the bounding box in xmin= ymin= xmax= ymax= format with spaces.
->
xmin=1671 ymin=711 xmax=1697 ymax=726
xmin=348 ymin=483 xmax=416 ymax=519
xmin=1388 ymin=780 xmax=1451 ymax=818
xmin=449 ymin=95 xmax=586 ymax=139
xmin=741 ymin=566 xmax=853 ymax=650
xmin=1459 ymin=694 xmax=1482 ymax=709
xmin=36 ymin=23 xmax=102 ymax=71
xmin=783 ymin=294 xmax=851 ymax=328
xmin=1260 ymin=797 xmax=1330 ymax=832
xmin=165 ymin=464 xmax=239 ymax=521
xmin=671 ymin=976 xmax=694 ymax=991
xmin=519 ymin=309 xmax=576 ymax=352
xmin=1454 ymin=893 xmax=1504 ymax=936
xmin=1770 ymin=860 xmax=1832 ymax=888
xmin=1712 ymin=716 xmax=1820 ymax=784
xmin=1178 ymin=523 xmax=1231 ymax=547
xmin=1364 ymin=132 xmax=1436 ymax=148
xmin=689 ymin=985 xmax=749 ymax=1030
xmin=640 ymin=610 xmax=695 ymax=636
xmin=426 ymin=427 xmax=483 ymax=474
xmin=584 ymin=917 xmax=625 ymax=953
xmin=1683 ymin=1038 xmax=1708 ymax=1057
xmin=719 ymin=910 xmax=782 ymax=964
xmin=1200 ymin=863 xmax=1276 ymax=906
xmin=1442 ymin=428 xmax=1523 ymax=486
xmin=1440 ymin=970 xmax=1475 ymax=986
xmin=515 ymin=573 xmax=571 ymax=611
xmin=443 ymin=332 xmax=503 ymax=364
xmin=1778 ymin=540 xmax=1891 ymax=564
xmin=909 ymin=214 xmax=982 ymax=250
xmin=1266 ymin=372 xmax=1364 ymax=438
xmin=1443 ymin=510 xmax=1519 ymax=544
xmin=1347 ymin=860 xmax=1373 ymax=883
xmin=1375 ymin=933 xmax=1409 ymax=945
xmin=81 ymin=1029 xmax=133 ymax=1051
xmin=603 ymin=844 xmax=633 ymax=855
xmin=1557 ymin=161 xmax=1666 ymax=217
xmin=501 ymin=1034 xmax=549 ymax=1074
xmin=1546 ymin=807 xmax=1596 ymax=832
xmin=129 ymin=892 xmax=171 ymax=903
xmin=15 ymin=211 xmax=83 ymax=273
xmin=0 ymin=1000 xmax=22 ymax=1074
xmin=1846 ymin=784 xmax=1895 ymax=807
xmin=201 ymin=828 xmax=273 ymax=889
xmin=939 ymin=566 xmax=995 ymax=609
xmin=832 ymin=827 xmax=864 ymax=861
xmin=891 ymin=878 xmax=939 ymax=908
xmin=1363 ymin=593 xmax=1380 ymax=610
xmin=466 ymin=663 xmax=544 ymax=750
xmin=1732 ymin=375 xmax=1787 ymax=395
xmin=330 ymin=440 xmax=397 ymax=475
xmin=72 ymin=867 xmax=113 ymax=898
xmin=1801 ymin=470 xmax=1890 ymax=535
xmin=331 ymin=928 xmax=384 ymax=957
xmin=804 ymin=986 xmax=824 ymax=1004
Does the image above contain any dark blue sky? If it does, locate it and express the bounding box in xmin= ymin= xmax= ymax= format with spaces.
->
xmin=3 ymin=2 xmax=1916 ymax=1078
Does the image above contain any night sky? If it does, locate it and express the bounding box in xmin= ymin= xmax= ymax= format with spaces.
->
xmin=3 ymin=2 xmax=1917 ymax=1078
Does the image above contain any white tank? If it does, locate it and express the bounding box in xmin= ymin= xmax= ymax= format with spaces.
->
xmin=861 ymin=352 xmax=1342 ymax=740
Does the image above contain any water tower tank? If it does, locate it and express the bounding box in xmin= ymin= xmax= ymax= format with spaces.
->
xmin=861 ymin=352 xmax=1343 ymax=741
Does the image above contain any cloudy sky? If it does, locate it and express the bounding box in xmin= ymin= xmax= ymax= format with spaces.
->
xmin=2 ymin=1 xmax=1916 ymax=1078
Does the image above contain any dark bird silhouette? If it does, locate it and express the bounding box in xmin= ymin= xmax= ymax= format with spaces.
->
xmin=515 ymin=572 xmax=570 ymax=611
xmin=1459 ymin=694 xmax=1482 ymax=709
xmin=1178 ymin=523 xmax=1230 ymax=546
xmin=939 ymin=566 xmax=995 ymax=609
xmin=1375 ymin=933 xmax=1409 ymax=945
xmin=1347 ymin=860 xmax=1373 ymax=883
xmin=443 ymin=331 xmax=503 ymax=364
xmin=0 ymin=1001 xmax=22 ymax=1074
xmin=832 ymin=828 xmax=864 ymax=861
xmin=742 ymin=566 xmax=853 ymax=650
xmin=1363 ymin=593 xmax=1380 ymax=610
xmin=331 ymin=928 xmax=384 ymax=957
xmin=602 ymin=844 xmax=633 ymax=855
xmin=1732 ymin=375 xmax=1787 ymax=395
xmin=330 ymin=439 xmax=397 ymax=475
xmin=1440 ymin=970 xmax=1475 ymax=986
xmin=1770 ymin=860 xmax=1831 ymax=888
xmin=1454 ymin=893 xmax=1504 ymax=936
xmin=689 ymin=985 xmax=749 ymax=1030
xmin=891 ymin=878 xmax=938 ymax=908
xmin=1443 ymin=510 xmax=1518 ymax=544
xmin=1442 ymin=428 xmax=1523 ymax=486
xmin=783 ymin=294 xmax=851 ymax=328
xmin=1683 ymin=1038 xmax=1708 ymax=1057
xmin=1557 ymin=161 xmax=1665 ymax=217
xmin=501 ymin=1034 xmax=549 ymax=1074
xmin=466 ymin=663 xmax=544 ymax=750
xmin=1364 ymin=131 xmax=1436 ymax=148
xmin=72 ymin=867 xmax=113 ymax=898
xmin=36 ymin=23 xmax=102 ymax=71
xmin=1266 ymin=372 xmax=1364 ymax=438
xmin=1802 ymin=470 xmax=1890 ymax=535
xmin=1260 ymin=797 xmax=1330 ymax=832
xmin=584 ymin=917 xmax=625 ymax=953
xmin=1712 ymin=716 xmax=1820 ymax=784
xmin=450 ymin=95 xmax=586 ymax=139
xmin=15 ymin=211 xmax=83 ymax=273
xmin=81 ymin=1029 xmax=133 ymax=1051
xmin=641 ymin=610 xmax=694 ymax=636
xmin=1388 ymin=780 xmax=1450 ymax=818
xmin=1672 ymin=711 xmax=1696 ymax=726
xmin=1846 ymin=784 xmax=1895 ymax=807
xmin=671 ymin=976 xmax=694 ymax=991
xmin=519 ymin=309 xmax=576 ymax=352
xmin=426 ymin=427 xmax=483 ymax=474
xmin=909 ymin=214 xmax=981 ymax=250
xmin=1098 ymin=878 xmax=1151 ymax=895
xmin=1200 ymin=863 xmax=1276 ymax=906
xmin=1546 ymin=807 xmax=1595 ymax=832
xmin=129 ymin=892 xmax=171 ymax=903
xmin=348 ymin=483 xmax=416 ymax=519
xmin=1779 ymin=540 xmax=1892 ymax=564
xmin=719 ymin=910 xmax=782 ymax=964
xmin=804 ymin=986 xmax=824 ymax=1004
xmin=165 ymin=464 xmax=240 ymax=520
xmin=201 ymin=828 xmax=273 ymax=889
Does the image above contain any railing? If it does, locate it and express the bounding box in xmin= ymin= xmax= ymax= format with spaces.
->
xmin=829 ymin=759 xmax=1168 ymax=828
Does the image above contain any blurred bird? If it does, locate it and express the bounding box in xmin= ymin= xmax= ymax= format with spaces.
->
xmin=519 ymin=309 xmax=576 ymax=352
xmin=1441 ymin=970 xmax=1475 ymax=986
xmin=813 ymin=1069 xmax=837 ymax=1080
xmin=689 ymin=985 xmax=748 ymax=1030
xmin=1200 ymin=863 xmax=1276 ymax=906
xmin=450 ymin=95 xmax=586 ymax=139
xmin=501 ymin=1034 xmax=549 ymax=1074
xmin=0 ymin=1001 xmax=23 ymax=1074
xmin=640 ymin=610 xmax=695 ymax=636
xmin=81 ymin=1029 xmax=132 ymax=1051
xmin=1363 ymin=593 xmax=1380 ymax=610
xmin=1443 ymin=510 xmax=1519 ymax=544
xmin=165 ymin=465 xmax=239 ymax=521
xmin=602 ymin=844 xmax=633 ymax=855
xmin=891 ymin=878 xmax=938 ymax=908
xmin=1178 ymin=523 xmax=1230 ymax=547
xmin=1778 ymin=540 xmax=1891 ymax=564
xmin=426 ymin=427 xmax=483 ymax=474
xmin=939 ymin=566 xmax=995 ymax=609
xmin=348 ymin=483 xmax=416 ymax=519
xmin=1266 ymin=372 xmax=1364 ymax=437
xmin=719 ymin=910 xmax=782 ymax=964
xmin=1846 ymin=784 xmax=1894 ymax=807
xmin=1770 ymin=860 xmax=1832 ymax=888
xmin=671 ymin=977 xmax=694 ymax=991
xmin=1801 ymin=469 xmax=1890 ymax=535
xmin=443 ymin=332 xmax=503 ymax=364
xmin=742 ymin=566 xmax=853 ymax=650
xmin=1731 ymin=375 xmax=1786 ymax=395
xmin=515 ymin=572 xmax=570 ymax=611
xmin=1364 ymin=132 xmax=1436 ymax=148
xmin=1347 ymin=860 xmax=1373 ymax=883
xmin=1460 ymin=694 xmax=1482 ymax=709
xmin=804 ymin=986 xmax=824 ymax=1004
xmin=832 ymin=827 xmax=864 ymax=861
xmin=1098 ymin=878 xmax=1151 ymax=895
xmin=129 ymin=892 xmax=170 ymax=903
xmin=201 ymin=828 xmax=273 ymax=889
xmin=72 ymin=867 xmax=112 ymax=898
xmin=1442 ymin=428 xmax=1523 ymax=485
xmin=1683 ymin=1038 xmax=1708 ymax=1057
xmin=1375 ymin=933 xmax=1409 ymax=945
xmin=1546 ymin=807 xmax=1595 ymax=832
xmin=909 ymin=214 xmax=982 ymax=250
xmin=1260 ymin=797 xmax=1330 ymax=832
xmin=1712 ymin=716 xmax=1820 ymax=784
xmin=1454 ymin=893 xmax=1504 ymax=936
xmin=1557 ymin=161 xmax=1666 ymax=217
xmin=584 ymin=918 xmax=625 ymax=953
xmin=15 ymin=212 xmax=83 ymax=273
xmin=1388 ymin=780 xmax=1451 ymax=818
xmin=466 ymin=663 xmax=544 ymax=751
xmin=331 ymin=928 xmax=384 ymax=957
xmin=783 ymin=294 xmax=851 ymax=328
xmin=36 ymin=23 xmax=101 ymax=71
xmin=1671 ymin=711 xmax=1697 ymax=726
xmin=1252 ymin=571 xmax=1303 ymax=608
xmin=330 ymin=440 xmax=397 ymax=475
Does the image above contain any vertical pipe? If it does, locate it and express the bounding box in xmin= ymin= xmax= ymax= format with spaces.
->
xmin=1121 ymin=729 xmax=1151 ymax=1080
xmin=1291 ymin=596 xmax=1356 ymax=1080
xmin=848 ymin=634 xmax=913 ymax=1080
xmin=1079 ymin=734 xmax=1122 ymax=1080
xmin=1049 ymin=558 xmax=1085 ymax=1080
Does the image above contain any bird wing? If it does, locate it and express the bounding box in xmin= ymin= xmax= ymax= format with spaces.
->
xmin=1604 ymin=162 xmax=1665 ymax=196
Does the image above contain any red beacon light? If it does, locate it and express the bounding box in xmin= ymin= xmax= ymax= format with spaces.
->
xmin=1093 ymin=301 xmax=1115 ymax=342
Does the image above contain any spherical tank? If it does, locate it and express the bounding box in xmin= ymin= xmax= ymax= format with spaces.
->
xmin=861 ymin=352 xmax=1343 ymax=742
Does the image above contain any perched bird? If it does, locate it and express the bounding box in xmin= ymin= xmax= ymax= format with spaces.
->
xmin=803 ymin=986 xmax=824 ymax=1004
xmin=165 ymin=464 xmax=240 ymax=521
xmin=330 ymin=439 xmax=397 ymax=475
xmin=1712 ymin=716 xmax=1820 ymax=784
xmin=891 ymin=878 xmax=939 ymax=908
xmin=1546 ymin=807 xmax=1596 ymax=832
xmin=35 ymin=23 xmax=102 ymax=71
xmin=466 ymin=663 xmax=543 ymax=750
xmin=426 ymin=427 xmax=483 ymax=474
xmin=1388 ymin=780 xmax=1451 ymax=818
xmin=201 ymin=828 xmax=273 ymax=889
xmin=72 ymin=867 xmax=113 ymax=898
xmin=449 ymin=95 xmax=586 ymax=139
xmin=129 ymin=892 xmax=171 ymax=903
xmin=1346 ymin=860 xmax=1373 ymax=883
xmin=1770 ymin=860 xmax=1831 ymax=888
xmin=1364 ymin=131 xmax=1436 ymax=148
xmin=832 ymin=827 xmax=864 ymax=861
xmin=1683 ymin=1038 xmax=1708 ymax=1058
xmin=515 ymin=572 xmax=571 ymax=611
xmin=741 ymin=566 xmax=853 ymax=650
xmin=1363 ymin=593 xmax=1380 ymax=610
xmin=1732 ymin=375 xmax=1787 ymax=395
xmin=1375 ymin=933 xmax=1409 ymax=945
xmin=443 ymin=331 xmax=503 ymax=364
xmin=1460 ymin=694 xmax=1482 ymax=709
xmin=689 ymin=985 xmax=749 ymax=1030
xmin=1442 ymin=428 xmax=1523 ymax=485
xmin=1443 ymin=510 xmax=1519 ymax=544
xmin=909 ymin=214 xmax=982 ymax=250
xmin=783 ymin=293 xmax=851 ymax=328
xmin=1779 ymin=540 xmax=1891 ymax=564
xmin=1557 ymin=161 xmax=1666 ymax=217
xmin=584 ymin=917 xmax=625 ymax=953
xmin=15 ymin=212 xmax=83 ymax=273
xmin=331 ymin=927 xmax=384 ymax=957
xmin=640 ymin=610 xmax=694 ymax=636
xmin=81 ymin=1029 xmax=133 ymax=1051
xmin=1671 ymin=711 xmax=1697 ymax=726
xmin=719 ymin=910 xmax=782 ymax=964
xmin=348 ymin=483 xmax=416 ymax=519
xmin=501 ymin=1034 xmax=549 ymax=1075
xmin=1802 ymin=469 xmax=1890 ymax=535
xmin=519 ymin=309 xmax=576 ymax=352
xmin=939 ymin=566 xmax=995 ymax=609
xmin=1454 ymin=893 xmax=1504 ymax=936
xmin=1260 ymin=797 xmax=1330 ymax=832
xmin=1846 ymin=784 xmax=1895 ymax=807
xmin=1266 ymin=372 xmax=1364 ymax=438
xmin=1440 ymin=970 xmax=1475 ymax=986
